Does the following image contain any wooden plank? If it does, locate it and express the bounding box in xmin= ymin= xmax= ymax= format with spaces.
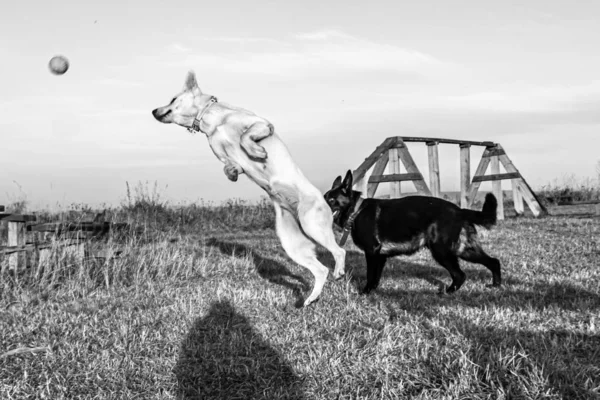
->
xmin=352 ymin=137 xmax=397 ymax=184
xmin=482 ymin=147 xmax=506 ymax=157
xmin=388 ymin=148 xmax=401 ymax=198
xmin=471 ymin=172 xmax=521 ymax=182
xmin=0 ymin=239 xmax=86 ymax=254
xmin=466 ymin=147 xmax=493 ymax=208
xmin=427 ymin=142 xmax=441 ymax=198
xmin=496 ymin=145 xmax=548 ymax=216
xmin=36 ymin=248 xmax=50 ymax=282
xmin=28 ymin=221 xmax=127 ymax=233
xmin=397 ymin=136 xmax=495 ymax=147
xmin=460 ymin=144 xmax=471 ymax=208
xmin=490 ymin=156 xmax=504 ymax=220
xmin=368 ymin=173 xmax=424 ymax=183
xmin=512 ymin=179 xmax=524 ymax=215
xmin=8 ymin=221 xmax=26 ymax=273
xmin=0 ymin=214 xmax=37 ymax=222
xmin=366 ymin=152 xmax=389 ymax=198
xmin=397 ymin=144 xmax=432 ymax=195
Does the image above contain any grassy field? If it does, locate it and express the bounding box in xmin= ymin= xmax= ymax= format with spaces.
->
xmin=1 ymin=198 xmax=599 ymax=399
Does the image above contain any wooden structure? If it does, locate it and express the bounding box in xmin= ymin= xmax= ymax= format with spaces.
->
xmin=0 ymin=208 xmax=37 ymax=276
xmin=351 ymin=136 xmax=548 ymax=220
xmin=1 ymin=207 xmax=126 ymax=278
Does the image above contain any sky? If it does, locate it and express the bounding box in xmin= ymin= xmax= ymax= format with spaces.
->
xmin=1 ymin=0 xmax=599 ymax=210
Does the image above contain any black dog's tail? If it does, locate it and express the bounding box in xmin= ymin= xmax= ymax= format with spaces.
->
xmin=461 ymin=193 xmax=497 ymax=229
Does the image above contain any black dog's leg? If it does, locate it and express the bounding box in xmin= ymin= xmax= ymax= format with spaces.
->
xmin=362 ymin=253 xmax=387 ymax=294
xmin=430 ymin=244 xmax=466 ymax=294
xmin=459 ymin=247 xmax=501 ymax=288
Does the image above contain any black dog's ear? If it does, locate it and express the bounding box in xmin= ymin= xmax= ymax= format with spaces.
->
xmin=332 ymin=175 xmax=342 ymax=189
xmin=342 ymin=170 xmax=353 ymax=191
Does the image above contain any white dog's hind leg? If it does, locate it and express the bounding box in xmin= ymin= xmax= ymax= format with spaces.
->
xmin=298 ymin=198 xmax=346 ymax=280
xmin=273 ymin=202 xmax=329 ymax=307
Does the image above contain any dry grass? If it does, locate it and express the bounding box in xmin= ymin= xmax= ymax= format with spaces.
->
xmin=1 ymin=196 xmax=599 ymax=399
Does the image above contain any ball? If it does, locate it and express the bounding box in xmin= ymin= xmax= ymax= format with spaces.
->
xmin=48 ymin=55 xmax=69 ymax=75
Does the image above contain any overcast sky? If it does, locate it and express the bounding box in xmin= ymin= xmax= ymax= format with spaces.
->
xmin=1 ymin=0 xmax=599 ymax=209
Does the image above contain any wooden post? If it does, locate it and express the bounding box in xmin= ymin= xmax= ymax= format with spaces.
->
xmin=490 ymin=156 xmax=504 ymax=220
xmin=495 ymin=145 xmax=546 ymax=217
xmin=388 ymin=148 xmax=401 ymax=198
xmin=366 ymin=152 xmax=389 ymax=198
xmin=37 ymin=248 xmax=51 ymax=282
xmin=512 ymin=179 xmax=524 ymax=215
xmin=467 ymin=147 xmax=493 ymax=208
xmin=427 ymin=142 xmax=441 ymax=198
xmin=396 ymin=142 xmax=432 ymax=196
xmin=8 ymin=221 xmax=25 ymax=273
xmin=460 ymin=144 xmax=471 ymax=208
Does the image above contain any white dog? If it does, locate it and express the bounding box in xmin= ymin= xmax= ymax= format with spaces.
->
xmin=152 ymin=71 xmax=346 ymax=306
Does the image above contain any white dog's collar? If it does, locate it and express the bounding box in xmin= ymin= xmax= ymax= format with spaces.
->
xmin=188 ymin=96 xmax=218 ymax=134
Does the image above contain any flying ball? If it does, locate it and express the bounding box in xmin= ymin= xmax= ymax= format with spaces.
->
xmin=48 ymin=55 xmax=69 ymax=75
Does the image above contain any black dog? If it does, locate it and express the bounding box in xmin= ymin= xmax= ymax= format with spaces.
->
xmin=324 ymin=170 xmax=501 ymax=295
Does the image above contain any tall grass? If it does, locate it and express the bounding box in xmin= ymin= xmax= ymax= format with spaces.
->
xmin=1 ymin=181 xmax=599 ymax=399
xmin=538 ymin=172 xmax=600 ymax=205
xmin=0 ymin=182 xmax=274 ymax=302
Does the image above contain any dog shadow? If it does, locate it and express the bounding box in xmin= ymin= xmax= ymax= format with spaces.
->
xmin=174 ymin=300 xmax=306 ymax=399
xmin=205 ymin=238 xmax=309 ymax=307
xmin=319 ymin=248 xmax=500 ymax=294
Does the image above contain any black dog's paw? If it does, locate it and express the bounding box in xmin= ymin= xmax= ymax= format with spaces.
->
xmin=361 ymin=286 xmax=374 ymax=295
xmin=444 ymin=285 xmax=459 ymax=295
xmin=486 ymin=282 xmax=502 ymax=289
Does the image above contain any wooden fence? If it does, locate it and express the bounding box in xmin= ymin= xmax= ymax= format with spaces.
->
xmin=1 ymin=206 xmax=127 ymax=276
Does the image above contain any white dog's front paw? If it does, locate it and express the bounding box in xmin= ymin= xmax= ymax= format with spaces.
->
xmin=224 ymin=164 xmax=240 ymax=182
xmin=333 ymin=269 xmax=346 ymax=280
xmin=243 ymin=140 xmax=268 ymax=160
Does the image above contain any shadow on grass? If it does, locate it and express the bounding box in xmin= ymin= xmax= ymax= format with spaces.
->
xmin=322 ymin=248 xmax=503 ymax=295
xmin=453 ymin=317 xmax=600 ymax=399
xmin=331 ymin=248 xmax=600 ymax=312
xmin=174 ymin=300 xmax=306 ymax=399
xmin=205 ymin=238 xmax=309 ymax=307
xmin=343 ymin=253 xmax=600 ymax=398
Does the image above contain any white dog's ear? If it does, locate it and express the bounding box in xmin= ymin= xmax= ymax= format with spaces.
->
xmin=332 ymin=175 xmax=342 ymax=189
xmin=183 ymin=71 xmax=200 ymax=92
xmin=342 ymin=170 xmax=353 ymax=190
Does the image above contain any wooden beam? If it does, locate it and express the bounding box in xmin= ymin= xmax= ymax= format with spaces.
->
xmin=482 ymin=147 xmax=506 ymax=157
xmin=427 ymin=142 xmax=441 ymax=198
xmin=466 ymin=147 xmax=493 ymax=208
xmin=512 ymin=179 xmax=524 ymax=215
xmin=496 ymin=145 xmax=548 ymax=216
xmin=490 ymin=156 xmax=504 ymax=220
xmin=396 ymin=136 xmax=496 ymax=147
xmin=0 ymin=239 xmax=85 ymax=254
xmin=366 ymin=152 xmax=389 ymax=198
xmin=388 ymin=148 xmax=401 ymax=198
xmin=0 ymin=214 xmax=37 ymax=222
xmin=460 ymin=144 xmax=471 ymax=208
xmin=352 ymin=137 xmax=397 ymax=184
xmin=397 ymin=144 xmax=432 ymax=196
xmin=471 ymin=172 xmax=521 ymax=182
xmin=368 ymin=173 xmax=424 ymax=183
